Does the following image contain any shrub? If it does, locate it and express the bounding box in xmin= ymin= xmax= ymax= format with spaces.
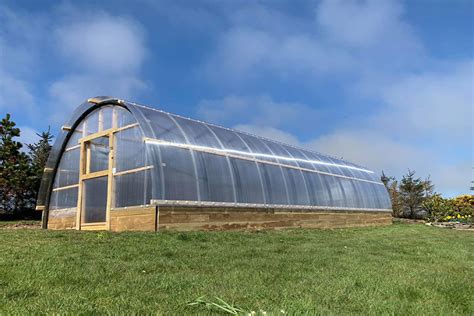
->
xmin=424 ymin=194 xmax=473 ymax=223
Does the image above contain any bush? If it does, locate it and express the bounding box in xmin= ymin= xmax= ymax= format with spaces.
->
xmin=424 ymin=194 xmax=473 ymax=223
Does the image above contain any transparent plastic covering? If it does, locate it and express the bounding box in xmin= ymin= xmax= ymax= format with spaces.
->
xmin=82 ymin=176 xmax=108 ymax=223
xmin=132 ymin=104 xmax=391 ymax=210
xmin=39 ymin=97 xmax=391 ymax=227
xmin=45 ymin=104 xmax=139 ymax=217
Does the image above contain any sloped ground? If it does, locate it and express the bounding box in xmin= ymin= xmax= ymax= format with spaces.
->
xmin=0 ymin=222 xmax=472 ymax=314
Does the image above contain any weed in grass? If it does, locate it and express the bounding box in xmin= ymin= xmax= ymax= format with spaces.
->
xmin=187 ymin=296 xmax=245 ymax=315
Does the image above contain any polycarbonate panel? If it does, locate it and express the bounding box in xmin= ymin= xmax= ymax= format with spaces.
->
xmin=88 ymin=136 xmax=109 ymax=173
xmin=281 ymin=167 xmax=309 ymax=205
xmin=114 ymin=169 xmax=152 ymax=208
xmin=299 ymin=150 xmax=333 ymax=174
xmin=53 ymin=148 xmax=80 ymax=188
xmin=143 ymin=110 xmax=187 ymax=143
xmin=236 ymin=133 xmax=278 ymax=163
xmin=115 ymin=107 xmax=136 ymax=128
xmin=49 ymin=187 xmax=78 ymax=210
xmin=173 ymin=117 xmax=222 ymax=147
xmin=195 ymin=152 xmax=235 ymax=202
xmin=145 ymin=144 xmax=164 ymax=200
xmin=348 ymin=180 xmax=367 ymax=209
xmin=101 ymin=106 xmax=113 ymax=131
xmin=160 ymin=146 xmax=198 ymax=201
xmin=320 ymin=174 xmax=346 ymax=207
xmin=115 ymin=127 xmax=146 ymax=172
xmin=229 ymin=158 xmax=265 ymax=204
xmin=281 ymin=145 xmax=316 ymax=170
xmin=82 ymin=176 xmax=107 ymax=223
xmin=263 ymin=141 xmax=299 ymax=167
xmin=67 ymin=126 xmax=83 ymax=148
xmin=84 ymin=110 xmax=99 ymax=136
xmin=343 ymin=162 xmax=376 ymax=181
xmin=339 ymin=177 xmax=361 ymax=208
xmin=260 ymin=163 xmax=289 ymax=204
xmin=208 ymin=126 xmax=253 ymax=152
xmin=302 ymin=171 xmax=331 ymax=206
xmin=379 ymin=185 xmax=392 ymax=209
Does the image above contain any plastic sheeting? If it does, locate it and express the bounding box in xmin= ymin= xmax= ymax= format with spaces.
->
xmin=39 ymin=97 xmax=392 ymax=224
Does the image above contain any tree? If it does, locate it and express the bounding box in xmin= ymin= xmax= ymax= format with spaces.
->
xmin=381 ymin=171 xmax=403 ymax=217
xmin=399 ymin=170 xmax=430 ymax=219
xmin=27 ymin=128 xmax=53 ymax=199
xmin=0 ymin=114 xmax=34 ymax=216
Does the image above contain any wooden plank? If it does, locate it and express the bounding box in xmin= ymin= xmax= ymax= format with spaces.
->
xmin=81 ymin=170 xmax=108 ymax=180
xmin=106 ymin=132 xmax=114 ymax=230
xmin=110 ymin=208 xmax=155 ymax=217
xmin=52 ymin=184 xmax=79 ymax=192
xmin=80 ymin=224 xmax=107 ymax=231
xmin=80 ymin=129 xmax=111 ymax=143
xmin=76 ymin=142 xmax=85 ymax=230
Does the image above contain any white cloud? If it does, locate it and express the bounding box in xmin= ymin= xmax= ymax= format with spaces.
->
xmin=377 ymin=61 xmax=473 ymax=140
xmin=0 ymin=5 xmax=149 ymax=126
xmin=198 ymin=94 xmax=324 ymax=132
xmin=0 ymin=75 xmax=36 ymax=117
xmin=55 ymin=15 xmax=146 ymax=74
xmin=46 ymin=10 xmax=149 ymax=123
xmin=0 ymin=7 xmax=45 ymax=119
xmin=202 ymin=0 xmax=425 ymax=82
xmin=17 ymin=125 xmax=40 ymax=151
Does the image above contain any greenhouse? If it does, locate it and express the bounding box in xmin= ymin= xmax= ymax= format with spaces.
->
xmin=37 ymin=97 xmax=392 ymax=231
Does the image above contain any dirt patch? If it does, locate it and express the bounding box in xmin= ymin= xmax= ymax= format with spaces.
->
xmin=393 ymin=218 xmax=426 ymax=224
xmin=0 ymin=222 xmax=41 ymax=230
xmin=426 ymin=222 xmax=474 ymax=231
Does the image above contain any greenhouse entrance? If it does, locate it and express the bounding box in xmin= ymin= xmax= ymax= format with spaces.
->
xmin=78 ymin=132 xmax=114 ymax=230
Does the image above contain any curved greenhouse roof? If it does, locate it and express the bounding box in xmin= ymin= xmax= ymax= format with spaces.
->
xmin=38 ymin=97 xmax=391 ymax=230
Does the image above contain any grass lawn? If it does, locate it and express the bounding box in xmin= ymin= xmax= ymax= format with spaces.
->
xmin=0 ymin=223 xmax=472 ymax=315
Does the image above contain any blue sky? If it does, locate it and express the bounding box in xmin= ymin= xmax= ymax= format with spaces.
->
xmin=0 ymin=0 xmax=472 ymax=196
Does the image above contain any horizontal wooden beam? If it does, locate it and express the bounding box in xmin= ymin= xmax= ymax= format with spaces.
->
xmin=52 ymin=184 xmax=79 ymax=192
xmin=81 ymin=170 xmax=108 ymax=180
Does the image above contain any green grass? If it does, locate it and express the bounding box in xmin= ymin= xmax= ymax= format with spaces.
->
xmin=0 ymin=223 xmax=472 ymax=315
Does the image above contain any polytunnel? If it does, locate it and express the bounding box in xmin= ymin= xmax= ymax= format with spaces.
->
xmin=37 ymin=97 xmax=392 ymax=231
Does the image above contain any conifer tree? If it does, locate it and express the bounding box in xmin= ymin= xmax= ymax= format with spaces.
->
xmin=399 ymin=170 xmax=427 ymax=219
xmin=27 ymin=128 xmax=53 ymax=199
xmin=0 ymin=114 xmax=34 ymax=216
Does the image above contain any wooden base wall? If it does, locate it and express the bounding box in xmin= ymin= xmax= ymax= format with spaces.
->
xmin=47 ymin=216 xmax=76 ymax=230
xmin=109 ymin=207 xmax=156 ymax=232
xmin=47 ymin=206 xmax=392 ymax=231
xmin=158 ymin=206 xmax=392 ymax=231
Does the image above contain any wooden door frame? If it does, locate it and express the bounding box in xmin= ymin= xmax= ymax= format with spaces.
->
xmin=76 ymin=131 xmax=115 ymax=231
